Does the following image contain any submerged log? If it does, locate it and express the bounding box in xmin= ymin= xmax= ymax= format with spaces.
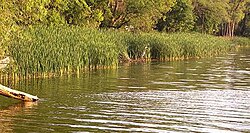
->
xmin=0 ymin=84 xmax=39 ymax=102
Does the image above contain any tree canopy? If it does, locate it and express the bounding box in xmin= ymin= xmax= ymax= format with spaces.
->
xmin=0 ymin=0 xmax=249 ymax=37
xmin=157 ymin=0 xmax=195 ymax=32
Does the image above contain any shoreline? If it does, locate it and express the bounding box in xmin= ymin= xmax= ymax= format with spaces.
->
xmin=1 ymin=26 xmax=249 ymax=80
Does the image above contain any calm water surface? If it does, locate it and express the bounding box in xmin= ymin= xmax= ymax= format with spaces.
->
xmin=0 ymin=49 xmax=250 ymax=133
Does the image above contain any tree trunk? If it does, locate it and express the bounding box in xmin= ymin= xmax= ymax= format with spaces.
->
xmin=221 ymin=23 xmax=227 ymax=36
xmin=221 ymin=23 xmax=226 ymax=36
xmin=222 ymin=22 xmax=235 ymax=37
xmin=231 ymin=22 xmax=235 ymax=37
xmin=110 ymin=0 xmax=126 ymax=28
xmin=0 ymin=84 xmax=39 ymax=102
xmin=228 ymin=22 xmax=231 ymax=36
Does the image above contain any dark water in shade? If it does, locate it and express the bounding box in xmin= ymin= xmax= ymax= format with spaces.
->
xmin=0 ymin=48 xmax=250 ymax=133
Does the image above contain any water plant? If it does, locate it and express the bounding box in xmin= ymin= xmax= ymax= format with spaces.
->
xmin=8 ymin=26 xmax=121 ymax=78
xmin=2 ymin=26 xmax=247 ymax=79
xmin=231 ymin=37 xmax=250 ymax=47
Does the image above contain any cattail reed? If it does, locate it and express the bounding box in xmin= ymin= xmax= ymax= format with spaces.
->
xmin=3 ymin=26 xmax=247 ymax=79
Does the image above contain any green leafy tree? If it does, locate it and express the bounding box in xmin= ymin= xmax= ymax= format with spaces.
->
xmin=192 ymin=0 xmax=250 ymax=36
xmin=11 ymin=0 xmax=104 ymax=27
xmin=45 ymin=0 xmax=68 ymax=25
xmin=157 ymin=0 xmax=195 ymax=32
xmin=192 ymin=0 xmax=229 ymax=34
xmin=65 ymin=0 xmax=104 ymax=27
xmin=0 ymin=0 xmax=19 ymax=56
xmin=236 ymin=2 xmax=250 ymax=36
xmin=221 ymin=0 xmax=249 ymax=37
xmin=13 ymin=0 xmax=50 ymax=25
xmin=101 ymin=0 xmax=176 ymax=31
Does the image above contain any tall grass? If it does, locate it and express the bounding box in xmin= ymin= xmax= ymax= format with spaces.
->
xmin=8 ymin=26 xmax=122 ymax=78
xmin=123 ymin=32 xmax=233 ymax=61
xmin=231 ymin=37 xmax=250 ymax=47
xmin=148 ymin=32 xmax=232 ymax=60
xmin=2 ymin=26 xmax=246 ymax=79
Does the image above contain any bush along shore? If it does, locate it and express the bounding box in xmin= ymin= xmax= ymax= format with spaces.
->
xmin=1 ymin=26 xmax=250 ymax=79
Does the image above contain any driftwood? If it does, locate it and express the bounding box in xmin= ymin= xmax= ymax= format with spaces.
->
xmin=0 ymin=57 xmax=38 ymax=102
xmin=0 ymin=84 xmax=39 ymax=102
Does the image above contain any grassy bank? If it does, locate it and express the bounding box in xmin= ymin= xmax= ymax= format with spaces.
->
xmin=1 ymin=26 xmax=249 ymax=79
xmin=230 ymin=37 xmax=250 ymax=47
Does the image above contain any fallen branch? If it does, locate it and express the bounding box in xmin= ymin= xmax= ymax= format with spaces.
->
xmin=0 ymin=84 xmax=39 ymax=102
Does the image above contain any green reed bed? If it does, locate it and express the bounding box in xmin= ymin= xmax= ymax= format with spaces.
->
xmin=8 ymin=26 xmax=122 ymax=78
xmin=124 ymin=32 xmax=233 ymax=61
xmin=4 ymin=26 xmax=243 ymax=79
xmin=231 ymin=37 xmax=250 ymax=47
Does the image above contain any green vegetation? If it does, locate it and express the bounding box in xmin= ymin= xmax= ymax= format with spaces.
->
xmin=231 ymin=37 xmax=250 ymax=47
xmin=1 ymin=0 xmax=249 ymax=36
xmin=8 ymin=26 xmax=122 ymax=77
xmin=0 ymin=0 xmax=250 ymax=79
xmin=157 ymin=0 xmax=195 ymax=32
xmin=0 ymin=26 xmax=247 ymax=79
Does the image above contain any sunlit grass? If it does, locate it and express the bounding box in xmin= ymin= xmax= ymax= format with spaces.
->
xmin=124 ymin=32 xmax=233 ymax=61
xmin=8 ymin=26 xmax=121 ymax=78
xmin=231 ymin=37 xmax=250 ymax=47
xmin=4 ymin=26 xmax=247 ymax=79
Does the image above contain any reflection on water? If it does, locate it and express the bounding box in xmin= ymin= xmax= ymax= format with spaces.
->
xmin=0 ymin=102 xmax=37 ymax=133
xmin=0 ymin=49 xmax=250 ymax=132
xmin=88 ymin=90 xmax=249 ymax=132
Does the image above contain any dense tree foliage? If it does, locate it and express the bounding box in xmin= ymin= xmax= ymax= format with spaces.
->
xmin=0 ymin=0 xmax=17 ymax=56
xmin=236 ymin=1 xmax=250 ymax=36
xmin=157 ymin=0 xmax=194 ymax=32
xmin=192 ymin=0 xmax=229 ymax=34
xmin=221 ymin=0 xmax=249 ymax=37
xmin=0 ymin=0 xmax=250 ymax=38
xmin=100 ymin=0 xmax=176 ymax=31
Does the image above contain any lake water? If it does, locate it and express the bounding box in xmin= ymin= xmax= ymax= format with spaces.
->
xmin=0 ymin=48 xmax=250 ymax=133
